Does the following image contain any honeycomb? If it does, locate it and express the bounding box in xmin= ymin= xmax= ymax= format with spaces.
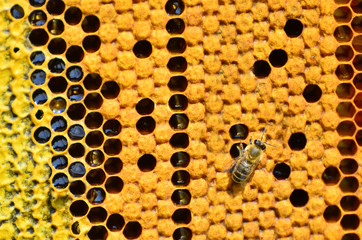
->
xmin=1 ymin=0 xmax=361 ymax=239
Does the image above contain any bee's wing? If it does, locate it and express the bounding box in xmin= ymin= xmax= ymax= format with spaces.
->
xmin=223 ymin=143 xmax=245 ymax=173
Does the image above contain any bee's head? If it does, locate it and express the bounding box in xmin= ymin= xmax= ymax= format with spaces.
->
xmin=254 ymin=139 xmax=266 ymax=150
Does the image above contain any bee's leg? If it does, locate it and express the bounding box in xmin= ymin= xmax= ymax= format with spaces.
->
xmin=236 ymin=141 xmax=244 ymax=157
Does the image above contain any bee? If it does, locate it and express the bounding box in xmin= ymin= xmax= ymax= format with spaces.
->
xmin=230 ymin=128 xmax=274 ymax=186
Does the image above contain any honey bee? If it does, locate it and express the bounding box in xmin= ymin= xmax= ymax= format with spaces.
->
xmin=230 ymin=128 xmax=274 ymax=186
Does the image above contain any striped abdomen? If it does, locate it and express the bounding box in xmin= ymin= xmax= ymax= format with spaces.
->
xmin=231 ymin=159 xmax=253 ymax=184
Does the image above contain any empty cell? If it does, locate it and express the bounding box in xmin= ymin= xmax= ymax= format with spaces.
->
xmin=69 ymin=143 xmax=85 ymax=158
xmin=67 ymin=85 xmax=84 ymax=101
xmin=52 ymin=173 xmax=69 ymax=189
xmin=106 ymin=214 xmax=125 ymax=232
xmin=334 ymin=6 xmax=352 ymax=23
xmin=69 ymin=180 xmax=86 ymax=196
xmin=85 ymin=131 xmax=104 ymax=148
xmin=88 ymin=226 xmax=108 ymax=240
xmin=165 ymin=0 xmax=185 ymax=15
xmin=123 ymin=222 xmax=142 ymax=239
xmin=354 ymin=92 xmax=362 ymax=108
xmin=105 ymin=177 xmax=123 ymax=194
xmin=334 ymin=25 xmax=353 ymax=43
xmin=70 ymin=200 xmax=89 ymax=217
xmin=337 ymin=102 xmax=356 ymax=118
xmin=104 ymin=158 xmax=123 ymax=174
xmin=356 ymin=111 xmax=362 ymax=126
xmin=337 ymin=121 xmax=356 ymax=136
xmin=83 ymin=35 xmax=101 ymax=53
xmin=86 ymin=169 xmax=106 ymax=185
xmin=169 ymin=114 xmax=189 ymax=130
xmin=273 ymin=163 xmax=291 ymax=180
xmin=169 ymin=94 xmax=188 ymax=110
xmin=30 ymin=51 xmax=45 ymax=66
xmin=168 ymin=76 xmax=188 ymax=92
xmin=229 ymin=124 xmax=248 ymax=140
xmin=289 ymin=189 xmax=309 ymax=207
xmin=84 ymin=93 xmax=103 ymax=110
xmin=87 ymin=188 xmax=106 ymax=204
xmin=82 ymin=15 xmax=100 ymax=33
xmin=67 ymin=103 xmax=86 ymax=120
xmin=269 ymin=49 xmax=288 ymax=67
xmin=66 ymin=66 xmax=83 ymax=82
xmin=103 ymin=139 xmax=122 ymax=155
xmin=48 ymin=58 xmax=65 ymax=73
xmin=340 ymin=214 xmax=360 ymax=230
xmin=137 ymin=154 xmax=156 ymax=172
xmin=46 ymin=0 xmax=65 ymax=15
xmin=302 ymin=84 xmax=322 ymax=103
xmin=252 ymin=60 xmax=271 ymax=78
xmin=353 ymin=54 xmax=362 ymax=70
xmin=288 ymin=132 xmax=307 ymax=150
xmin=51 ymin=155 xmax=68 ymax=169
xmin=340 ymin=195 xmax=360 ymax=211
xmin=101 ymin=81 xmax=120 ymax=99
xmin=335 ymin=64 xmax=354 ymax=80
xmin=167 ymin=57 xmax=187 ymax=72
xmin=68 ymin=124 xmax=85 ymax=140
xmin=85 ymin=112 xmax=103 ymax=129
xmin=171 ymin=189 xmax=191 ymax=205
xmin=167 ymin=37 xmax=187 ymax=53
xmin=30 ymin=69 xmax=46 ymax=85
xmin=229 ymin=142 xmax=247 ymax=158
xmin=28 ymin=10 xmax=47 ymax=26
xmin=64 ymin=7 xmax=82 ymax=25
xmin=322 ymin=167 xmax=341 ymax=185
xmin=69 ymin=161 xmax=86 ymax=178
xmin=323 ymin=205 xmax=341 ymax=222
xmin=171 ymin=170 xmax=190 ymax=186
xmin=66 ymin=46 xmax=84 ymax=63
xmin=136 ymin=116 xmax=156 ymax=134
xmin=10 ymin=4 xmax=24 ymax=19
xmin=339 ymin=158 xmax=358 ymax=174
xmin=171 ymin=151 xmax=190 ymax=168
xmin=342 ymin=233 xmax=360 ymax=240
xmin=356 ymin=130 xmax=362 ymax=146
xmin=352 ymin=16 xmax=362 ymax=33
xmin=47 ymin=19 xmax=64 ymax=35
xmin=335 ymin=45 xmax=354 ymax=61
xmin=48 ymin=76 xmax=67 ymax=93
xmin=172 ymin=208 xmax=191 ymax=224
xmin=173 ymin=227 xmax=192 ymax=240
xmin=32 ymin=89 xmax=47 ymax=105
xmin=103 ymin=119 xmax=121 ymax=136
xmin=34 ymin=127 xmax=51 ymax=144
xmin=48 ymin=38 xmax=67 ymax=55
xmin=136 ymin=98 xmax=155 ymax=115
xmin=170 ymin=133 xmax=189 ymax=148
xmin=336 ymin=83 xmax=355 ymax=99
xmin=49 ymin=97 xmax=66 ymax=113
xmin=339 ymin=177 xmax=359 ymax=192
xmin=351 ymin=0 xmax=362 ymax=13
xmin=284 ymin=19 xmax=303 ymax=37
xmin=87 ymin=207 xmax=107 ymax=223
xmin=133 ymin=40 xmax=153 ymax=58
xmin=86 ymin=150 xmax=105 ymax=167
xmin=166 ymin=18 xmax=185 ymax=34
xmin=337 ymin=139 xmax=358 ymax=155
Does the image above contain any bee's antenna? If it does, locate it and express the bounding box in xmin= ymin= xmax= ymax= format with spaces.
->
xmin=265 ymin=142 xmax=277 ymax=148
xmin=260 ymin=128 xmax=266 ymax=141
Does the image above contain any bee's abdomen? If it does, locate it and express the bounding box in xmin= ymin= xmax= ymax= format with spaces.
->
xmin=232 ymin=161 xmax=252 ymax=183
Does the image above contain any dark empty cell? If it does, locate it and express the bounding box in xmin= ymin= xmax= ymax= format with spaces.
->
xmin=273 ymin=163 xmax=291 ymax=180
xmin=103 ymin=139 xmax=122 ymax=155
xmin=342 ymin=233 xmax=360 ymax=240
xmin=106 ymin=214 xmax=125 ymax=232
xmin=30 ymin=0 xmax=45 ymax=7
xmin=28 ymin=10 xmax=47 ymax=26
xmin=47 ymin=19 xmax=64 ymax=35
xmin=302 ymin=84 xmax=322 ymax=103
xmin=336 ymin=45 xmax=354 ymax=61
xmin=51 ymin=136 xmax=68 ymax=151
xmin=48 ymin=38 xmax=67 ymax=55
xmin=66 ymin=46 xmax=84 ymax=63
xmin=68 ymin=124 xmax=85 ymax=140
xmin=337 ymin=83 xmax=355 ymax=99
xmin=10 ymin=4 xmax=24 ymax=19
xmin=85 ymin=131 xmax=104 ymax=148
xmin=337 ymin=139 xmax=358 ymax=155
xmin=353 ymin=54 xmax=362 ymax=71
xmin=356 ymin=130 xmax=362 ymax=146
xmin=167 ymin=37 xmax=187 ymax=53
xmin=123 ymin=222 xmax=142 ymax=239
xmin=68 ymin=143 xmax=85 ymax=158
xmin=69 ymin=180 xmax=86 ymax=196
xmin=30 ymin=51 xmax=45 ymax=66
xmin=67 ymin=85 xmax=84 ymax=101
xmin=167 ymin=56 xmax=187 ymax=72
xmin=340 ymin=195 xmax=360 ymax=211
xmin=52 ymin=155 xmax=68 ymax=169
xmin=46 ymin=0 xmax=65 ymax=15
xmin=335 ymin=64 xmax=354 ymax=80
xmin=67 ymin=103 xmax=86 ymax=120
xmin=253 ymin=60 xmax=271 ymax=78
xmin=288 ymin=132 xmax=307 ymax=150
xmin=52 ymin=173 xmax=69 ymax=189
xmin=171 ymin=170 xmax=190 ymax=186
xmin=84 ymin=73 xmax=102 ymax=90
xmin=356 ymin=111 xmax=362 ymax=127
xmin=82 ymin=15 xmax=100 ymax=33
xmin=171 ymin=151 xmax=190 ymax=167
xmin=29 ymin=29 xmax=49 ymax=46
xmin=351 ymin=0 xmax=362 ymax=13
xmin=170 ymin=133 xmax=189 ymax=148
xmin=82 ymin=35 xmax=101 ymax=53
xmin=87 ymin=207 xmax=107 ymax=223
xmin=133 ymin=40 xmax=152 ymax=58
xmin=323 ymin=205 xmax=342 ymax=222
xmin=322 ymin=167 xmax=341 ymax=185
xmin=87 ymin=188 xmax=106 ymax=204
xmin=70 ymin=200 xmax=89 ymax=217
xmin=354 ymin=93 xmax=362 ymax=108
xmin=169 ymin=94 xmax=188 ymax=110
xmin=334 ymin=6 xmax=352 ymax=23
xmin=341 ymin=214 xmax=360 ymax=230
xmin=71 ymin=221 xmax=80 ymax=235
xmin=165 ymin=0 xmax=185 ymax=15
xmin=137 ymin=154 xmax=156 ymax=172
xmin=30 ymin=69 xmax=46 ymax=85
xmin=339 ymin=158 xmax=358 ymax=174
xmin=88 ymin=226 xmax=108 ymax=240
xmin=85 ymin=112 xmax=103 ymax=129
xmin=48 ymin=58 xmax=65 ymax=73
xmin=168 ymin=76 xmax=188 ymax=91
xmin=66 ymin=66 xmax=83 ymax=82
xmin=86 ymin=169 xmax=106 ymax=185
xmin=34 ymin=127 xmax=51 ymax=144
xmin=352 ymin=16 xmax=362 ymax=33
xmin=49 ymin=97 xmax=67 ymax=113
xmin=337 ymin=121 xmax=356 ymax=136
xmin=269 ymin=49 xmax=288 ymax=67
xmin=48 ymin=76 xmax=68 ymax=94
xmin=105 ymin=176 xmax=123 ymax=193
xmin=136 ymin=117 xmax=156 ymax=134
xmin=104 ymin=157 xmax=122 ymax=174
xmin=169 ymin=114 xmax=189 ymax=130
xmin=69 ymin=161 xmax=86 ymax=178
xmin=172 ymin=208 xmax=191 ymax=224
xmin=101 ymin=81 xmax=120 ymax=99
xmin=337 ymin=102 xmax=356 ymax=118
xmin=136 ymin=98 xmax=154 ymax=115
xmin=84 ymin=93 xmax=103 ymax=110
xmin=173 ymin=227 xmax=192 ymax=240
xmin=166 ymin=18 xmax=185 ymax=34
xmin=289 ymin=189 xmax=309 ymax=207
xmin=334 ymin=25 xmax=353 ymax=43
xmin=64 ymin=7 xmax=82 ymax=25
xmin=340 ymin=177 xmax=359 ymax=192
xmin=172 ymin=189 xmax=191 ymax=206
xmin=284 ymin=19 xmax=303 ymax=37
xmin=229 ymin=143 xmax=241 ymax=158
xmin=103 ymin=119 xmax=121 ymax=136
xmin=35 ymin=110 xmax=43 ymax=120
xmin=32 ymin=89 xmax=47 ymax=105
xmin=51 ymin=116 xmax=67 ymax=132
xmin=229 ymin=124 xmax=248 ymax=140
xmin=86 ymin=150 xmax=105 ymax=167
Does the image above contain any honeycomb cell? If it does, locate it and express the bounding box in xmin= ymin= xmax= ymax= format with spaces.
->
xmin=137 ymin=154 xmax=156 ymax=172
xmin=87 ymin=188 xmax=106 ymax=204
xmin=352 ymin=36 xmax=362 ymax=54
xmin=170 ymin=133 xmax=189 ymax=148
xmin=167 ymin=38 xmax=186 ymax=53
xmin=171 ymin=170 xmax=190 ymax=186
xmin=82 ymin=15 xmax=100 ymax=33
xmin=136 ymin=116 xmax=156 ymax=134
xmin=289 ymin=189 xmax=309 ymax=207
xmin=339 ymin=177 xmax=359 ymax=192
xmin=171 ymin=151 xmax=190 ymax=168
xmin=284 ymin=19 xmax=303 ymax=37
xmin=173 ymin=227 xmax=192 ymax=240
xmin=30 ymin=69 xmax=46 ymax=85
xmin=10 ymin=4 xmax=24 ymax=19
xmin=334 ymin=25 xmax=353 ymax=42
xmin=336 ymin=64 xmax=354 ymax=80
xmin=68 ymin=124 xmax=85 ymax=140
xmin=30 ymin=0 xmax=45 ymax=7
xmin=337 ymin=121 xmax=356 ymax=136
xmin=85 ymin=112 xmax=103 ymax=129
xmin=136 ymin=98 xmax=155 ymax=115
xmin=273 ymin=163 xmax=291 ymax=180
xmin=165 ymin=0 xmax=185 ymax=15
xmin=104 ymin=157 xmax=122 ymax=174
xmin=169 ymin=94 xmax=188 ymax=110
xmin=103 ymin=139 xmax=122 ymax=155
xmin=85 ymin=131 xmax=104 ymax=148
xmin=166 ymin=18 xmax=185 ymax=34
xmin=66 ymin=46 xmax=84 ymax=63
xmin=322 ymin=167 xmax=341 ymax=185
xmin=52 ymin=173 xmax=69 ymax=189
xmin=46 ymin=0 xmax=65 ymax=15
xmin=123 ymin=221 xmax=142 ymax=239
xmin=88 ymin=207 xmax=108 ymax=223
xmin=101 ymin=82 xmax=120 ymax=99
xmin=66 ymin=66 xmax=83 ymax=82
xmin=342 ymin=233 xmax=360 ymax=240
xmin=323 ymin=205 xmax=341 ymax=222
xmin=64 ymin=7 xmax=82 ymax=25
xmin=340 ymin=195 xmax=360 ymax=211
xmin=133 ymin=40 xmax=153 ymax=58
xmin=302 ymin=84 xmax=322 ymax=103
xmin=336 ymin=45 xmax=354 ymax=61
xmin=35 ymin=110 xmax=43 ymax=120
xmin=88 ymin=226 xmax=108 ymax=240
xmin=51 ymin=155 xmax=68 ymax=169
xmin=86 ymin=169 xmax=106 ymax=185
xmin=253 ymin=60 xmax=271 ymax=78
xmin=334 ymin=7 xmax=352 ymax=23
xmin=172 ymin=189 xmax=191 ymax=205
xmin=353 ymin=54 xmax=362 ymax=70
xmin=51 ymin=116 xmax=67 ymax=132
xmin=70 ymin=200 xmax=89 ymax=217
xmin=288 ymin=132 xmax=307 ymax=150
xmin=356 ymin=111 xmax=362 ymax=126
xmin=67 ymin=103 xmax=86 ymax=120
xmin=84 ymin=93 xmax=103 ymax=110
xmin=48 ymin=76 xmax=67 ymax=93
xmin=69 ymin=143 xmax=85 ymax=158
xmin=83 ymin=35 xmax=101 ymax=53
xmin=168 ymin=76 xmax=188 ymax=92
xmin=86 ymin=150 xmax=105 ymax=167
xmin=69 ymin=162 xmax=86 ymax=178
xmin=229 ymin=124 xmax=248 ymax=140
xmin=29 ymin=28 xmax=49 ymax=46
xmin=340 ymin=214 xmax=360 ymax=230
xmin=28 ymin=10 xmax=47 ymax=26
xmin=169 ymin=114 xmax=189 ymax=130
xmin=48 ymin=58 xmax=65 ymax=73
xmin=168 ymin=57 xmax=188 ymax=73
xmin=107 ymin=214 xmax=125 ymax=232
xmin=67 ymin=85 xmax=84 ymax=101
xmin=172 ymin=208 xmax=191 ymax=224
xmin=30 ymin=51 xmax=45 ymax=66
xmin=103 ymin=119 xmax=121 ymax=136
xmin=71 ymin=221 xmax=80 ymax=235
xmin=356 ymin=130 xmax=362 ymax=146
xmin=105 ymin=176 xmax=123 ymax=193
xmin=269 ymin=49 xmax=288 ymax=67
xmin=34 ymin=127 xmax=51 ymax=143
xmin=339 ymin=158 xmax=358 ymax=174
xmin=48 ymin=38 xmax=67 ymax=55
xmin=337 ymin=83 xmax=355 ymax=99
xmin=229 ymin=142 xmax=247 ymax=158
xmin=32 ymin=89 xmax=47 ymax=105
xmin=337 ymin=139 xmax=358 ymax=155
xmin=50 ymin=97 xmax=66 ymax=113
xmin=337 ymin=102 xmax=356 ymax=118
xmin=352 ymin=16 xmax=362 ymax=33
xmin=47 ymin=19 xmax=64 ymax=35
xmin=351 ymin=0 xmax=362 ymax=13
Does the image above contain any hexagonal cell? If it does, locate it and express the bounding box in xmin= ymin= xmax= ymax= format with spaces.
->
xmin=340 ymin=214 xmax=360 ymax=230
xmin=351 ymin=0 xmax=362 ymax=13
xmin=334 ymin=6 xmax=352 ymax=23
xmin=64 ymin=7 xmax=82 ymax=25
xmin=28 ymin=10 xmax=47 ymax=26
xmin=253 ymin=60 xmax=271 ymax=78
xmin=353 ymin=73 xmax=362 ymax=90
xmin=104 ymin=158 xmax=123 ymax=174
xmin=88 ymin=226 xmax=108 ymax=240
xmin=339 ymin=158 xmax=358 ymax=174
xmin=288 ymin=132 xmax=307 ymax=150
xmin=166 ymin=18 xmax=185 ymax=34
xmin=334 ymin=25 xmax=353 ymax=43
xmin=69 ymin=161 xmax=86 ymax=178
xmin=168 ymin=76 xmax=188 ymax=92
xmin=87 ymin=207 xmax=107 ymax=223
xmin=69 ymin=180 xmax=86 ymax=197
xmin=173 ymin=228 xmax=192 ymax=240
xmin=337 ymin=139 xmax=358 ymax=155
xmin=51 ymin=135 xmax=68 ymax=152
xmin=46 ymin=0 xmax=65 ymax=15
xmin=273 ymin=163 xmax=291 ymax=180
xmin=230 ymin=142 xmax=247 ymax=158
xmin=165 ymin=0 xmax=185 ymax=15
xmin=167 ymin=56 xmax=187 ymax=73
xmin=67 ymin=85 xmax=84 ymax=101
xmin=229 ymin=124 xmax=249 ymax=140
xmin=84 ymin=73 xmax=102 ymax=90
xmin=342 ymin=233 xmax=360 ymax=240
xmin=69 ymin=143 xmax=85 ymax=158
xmin=171 ymin=170 xmax=190 ymax=186
xmin=353 ymin=54 xmax=362 ymax=70
xmin=356 ymin=130 xmax=362 ymax=146
xmin=269 ymin=49 xmax=288 ymax=67
xmin=70 ymin=200 xmax=89 ymax=217
xmin=172 ymin=208 xmax=192 ymax=224
xmin=169 ymin=114 xmax=189 ymax=130
xmin=48 ymin=38 xmax=67 ymax=55
xmin=47 ymin=19 xmax=64 ymax=35
xmin=303 ymin=84 xmax=322 ymax=103
xmin=83 ymin=35 xmax=101 ymax=53
xmin=103 ymin=119 xmax=121 ymax=136
xmin=336 ymin=83 xmax=356 ymax=99
xmin=86 ymin=150 xmax=104 ymax=167
xmin=86 ymin=188 xmax=106 ymax=204
xmin=322 ymin=167 xmax=341 ymax=185
xmin=171 ymin=151 xmax=190 ymax=168
xmin=284 ymin=19 xmax=303 ymax=37
xmin=171 ymin=189 xmax=191 ymax=205
xmin=52 ymin=173 xmax=68 ymax=189
xmin=85 ymin=131 xmax=104 ymax=148
xmin=352 ymin=16 xmax=362 ymax=33
xmin=105 ymin=177 xmax=123 ymax=194
xmin=340 ymin=195 xmax=360 ymax=211
xmin=323 ymin=205 xmax=342 ymax=222
xmin=66 ymin=45 xmax=84 ymax=63
xmin=336 ymin=45 xmax=354 ymax=61
xmin=167 ymin=37 xmax=187 ymax=53
xmin=106 ymin=214 xmax=125 ymax=232
xmin=86 ymin=169 xmax=106 ymax=185
xmin=103 ymin=139 xmax=122 ymax=156
xmin=136 ymin=116 xmax=156 ymax=135
xmin=355 ymin=111 xmax=362 ymax=126
xmin=29 ymin=28 xmax=49 ymax=46
xmin=170 ymin=133 xmax=189 ymax=148
xmin=84 ymin=93 xmax=103 ymax=110
xmin=101 ymin=81 xmax=120 ymax=99
xmin=337 ymin=102 xmax=356 ymax=118
xmin=11 ymin=4 xmax=24 ymax=19
xmin=335 ymin=64 xmax=354 ymax=80
xmin=137 ymin=154 xmax=156 ymax=172
xmin=289 ymin=189 xmax=309 ymax=207
xmin=340 ymin=176 xmax=359 ymax=192
xmin=354 ymin=92 xmax=362 ymax=108
xmin=85 ymin=112 xmax=103 ymax=129
xmin=123 ymin=222 xmax=142 ymax=239
xmin=337 ymin=121 xmax=356 ymax=136
xmin=352 ymin=36 xmax=362 ymax=54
